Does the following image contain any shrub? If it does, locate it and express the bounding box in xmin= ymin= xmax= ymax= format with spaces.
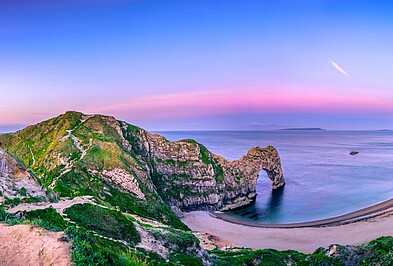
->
xmin=25 ymin=207 xmax=68 ymax=231
xmin=65 ymin=226 xmax=108 ymax=266
xmin=19 ymin=187 xmax=27 ymax=196
xmin=64 ymin=203 xmax=140 ymax=244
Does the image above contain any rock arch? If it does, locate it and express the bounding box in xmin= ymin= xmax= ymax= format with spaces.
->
xmin=237 ymin=145 xmax=285 ymax=190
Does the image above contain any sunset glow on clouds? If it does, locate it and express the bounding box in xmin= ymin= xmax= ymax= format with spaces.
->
xmin=88 ymin=87 xmax=393 ymax=121
xmin=330 ymin=61 xmax=349 ymax=77
xmin=1 ymin=0 xmax=393 ymax=130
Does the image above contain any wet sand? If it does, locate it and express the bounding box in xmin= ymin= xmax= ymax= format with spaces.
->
xmin=212 ymin=197 xmax=393 ymax=228
xmin=182 ymin=200 xmax=393 ymax=253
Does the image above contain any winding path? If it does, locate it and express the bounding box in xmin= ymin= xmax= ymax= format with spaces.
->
xmin=49 ymin=118 xmax=93 ymax=189
xmin=6 ymin=196 xmax=95 ymax=215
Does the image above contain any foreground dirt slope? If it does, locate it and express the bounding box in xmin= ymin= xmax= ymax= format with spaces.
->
xmin=0 ymin=224 xmax=71 ymax=266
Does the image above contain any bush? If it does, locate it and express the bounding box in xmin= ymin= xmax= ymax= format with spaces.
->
xmin=65 ymin=226 xmax=155 ymax=266
xmin=65 ymin=226 xmax=108 ymax=266
xmin=64 ymin=203 xmax=140 ymax=244
xmin=4 ymin=195 xmax=47 ymax=207
xmin=25 ymin=207 xmax=68 ymax=231
xmin=19 ymin=187 xmax=27 ymax=196
xmin=210 ymin=248 xmax=306 ymax=266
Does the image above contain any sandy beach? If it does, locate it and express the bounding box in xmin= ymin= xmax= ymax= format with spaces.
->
xmin=182 ymin=208 xmax=393 ymax=253
xmin=212 ymin=197 xmax=393 ymax=228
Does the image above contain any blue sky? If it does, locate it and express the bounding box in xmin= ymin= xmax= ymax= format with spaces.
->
xmin=1 ymin=0 xmax=393 ymax=131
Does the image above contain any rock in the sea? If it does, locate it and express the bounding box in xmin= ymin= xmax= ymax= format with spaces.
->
xmin=350 ymin=151 xmax=359 ymax=155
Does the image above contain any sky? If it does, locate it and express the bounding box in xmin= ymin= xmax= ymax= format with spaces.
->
xmin=1 ymin=0 xmax=393 ymax=131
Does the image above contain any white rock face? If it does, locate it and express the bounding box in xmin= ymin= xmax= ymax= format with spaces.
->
xmin=0 ymin=112 xmax=285 ymax=214
xmin=0 ymin=148 xmax=45 ymax=198
xmin=103 ymin=168 xmax=145 ymax=200
xmin=131 ymin=132 xmax=285 ymax=212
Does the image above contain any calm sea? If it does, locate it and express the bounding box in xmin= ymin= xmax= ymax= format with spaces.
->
xmin=157 ymin=130 xmax=393 ymax=224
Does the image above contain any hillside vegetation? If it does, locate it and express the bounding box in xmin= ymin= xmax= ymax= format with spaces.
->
xmin=1 ymin=111 xmax=393 ymax=265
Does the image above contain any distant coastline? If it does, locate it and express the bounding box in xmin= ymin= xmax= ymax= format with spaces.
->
xmin=278 ymin=128 xmax=326 ymax=131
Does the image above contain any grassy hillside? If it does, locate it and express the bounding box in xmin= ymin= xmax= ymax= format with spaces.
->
xmin=0 ymin=111 xmax=185 ymax=229
xmin=1 ymin=111 xmax=393 ymax=265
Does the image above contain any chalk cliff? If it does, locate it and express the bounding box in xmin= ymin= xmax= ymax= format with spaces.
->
xmin=0 ymin=111 xmax=284 ymax=212
xmin=0 ymin=148 xmax=45 ymax=198
xmin=142 ymin=133 xmax=285 ymax=211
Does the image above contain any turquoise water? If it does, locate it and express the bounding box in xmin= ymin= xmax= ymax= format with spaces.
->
xmin=158 ymin=130 xmax=393 ymax=224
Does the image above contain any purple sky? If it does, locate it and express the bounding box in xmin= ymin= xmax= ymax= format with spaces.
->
xmin=1 ymin=0 xmax=393 ymax=131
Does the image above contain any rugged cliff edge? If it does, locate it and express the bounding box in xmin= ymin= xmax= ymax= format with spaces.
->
xmin=0 ymin=148 xmax=45 ymax=198
xmin=0 ymin=111 xmax=284 ymax=265
xmin=0 ymin=111 xmax=284 ymax=212
xmin=2 ymin=112 xmax=393 ymax=266
xmin=147 ymin=136 xmax=285 ymax=211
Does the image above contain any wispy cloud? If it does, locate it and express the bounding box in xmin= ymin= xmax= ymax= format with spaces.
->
xmin=330 ymin=60 xmax=349 ymax=77
xmin=86 ymin=86 xmax=393 ymax=121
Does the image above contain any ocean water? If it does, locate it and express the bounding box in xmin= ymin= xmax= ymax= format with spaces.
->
xmin=158 ymin=130 xmax=393 ymax=224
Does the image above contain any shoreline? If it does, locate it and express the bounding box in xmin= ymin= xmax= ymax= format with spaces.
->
xmin=211 ymin=197 xmax=393 ymax=228
xmin=181 ymin=198 xmax=393 ymax=253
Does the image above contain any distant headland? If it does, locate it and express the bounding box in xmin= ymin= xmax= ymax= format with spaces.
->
xmin=278 ymin=128 xmax=326 ymax=131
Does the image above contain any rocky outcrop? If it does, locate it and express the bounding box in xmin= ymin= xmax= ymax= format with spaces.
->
xmin=124 ymin=129 xmax=285 ymax=211
xmin=0 ymin=111 xmax=284 ymax=212
xmin=0 ymin=148 xmax=45 ymax=198
xmin=102 ymin=168 xmax=145 ymax=200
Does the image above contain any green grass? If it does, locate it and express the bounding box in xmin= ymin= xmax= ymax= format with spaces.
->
xmin=11 ymin=112 xmax=393 ymax=265
xmin=167 ymin=253 xmax=203 ymax=266
xmin=65 ymin=226 xmax=109 ymax=266
xmin=153 ymin=227 xmax=199 ymax=250
xmin=51 ymin=164 xmax=187 ymax=231
xmin=210 ymin=239 xmax=393 ymax=266
xmin=210 ymin=248 xmax=307 ymax=266
xmin=65 ymin=226 xmax=166 ymax=266
xmin=361 ymin=236 xmax=393 ymax=265
xmin=192 ymin=142 xmax=224 ymax=183
xmin=64 ymin=203 xmax=140 ymax=244
xmin=19 ymin=187 xmax=27 ymax=196
xmin=198 ymin=143 xmax=211 ymax=164
xmin=25 ymin=207 xmax=68 ymax=231
xmin=0 ymin=205 xmax=25 ymax=225
xmin=104 ymin=186 xmax=189 ymax=231
xmin=3 ymin=195 xmax=47 ymax=207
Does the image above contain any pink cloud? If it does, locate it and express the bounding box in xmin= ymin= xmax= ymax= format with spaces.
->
xmin=87 ymin=86 xmax=393 ymax=120
xmin=3 ymin=84 xmax=392 ymax=126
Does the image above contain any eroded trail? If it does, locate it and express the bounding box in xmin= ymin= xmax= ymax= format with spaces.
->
xmin=0 ymin=224 xmax=71 ymax=266
xmin=6 ymin=196 xmax=95 ymax=215
xmin=49 ymin=118 xmax=93 ymax=189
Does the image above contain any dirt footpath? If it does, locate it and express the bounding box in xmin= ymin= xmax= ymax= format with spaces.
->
xmin=0 ymin=224 xmax=71 ymax=266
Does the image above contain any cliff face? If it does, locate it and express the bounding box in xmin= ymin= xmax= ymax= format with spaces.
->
xmin=0 ymin=148 xmax=45 ymax=198
xmin=0 ymin=111 xmax=284 ymax=212
xmin=139 ymin=133 xmax=285 ymax=211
